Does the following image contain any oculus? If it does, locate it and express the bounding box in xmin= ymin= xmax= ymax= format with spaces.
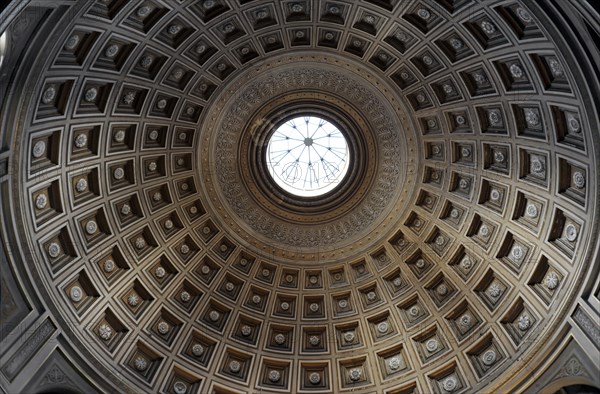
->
xmin=266 ymin=116 xmax=349 ymax=197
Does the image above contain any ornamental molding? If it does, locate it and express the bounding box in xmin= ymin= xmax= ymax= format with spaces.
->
xmin=203 ymin=55 xmax=414 ymax=252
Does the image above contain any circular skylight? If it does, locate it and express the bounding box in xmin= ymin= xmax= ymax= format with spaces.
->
xmin=266 ymin=116 xmax=350 ymax=197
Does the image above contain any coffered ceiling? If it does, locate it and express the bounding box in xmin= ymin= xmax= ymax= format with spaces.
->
xmin=0 ymin=0 xmax=599 ymax=393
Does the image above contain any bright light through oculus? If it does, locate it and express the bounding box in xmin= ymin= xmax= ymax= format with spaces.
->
xmin=266 ymin=116 xmax=350 ymax=197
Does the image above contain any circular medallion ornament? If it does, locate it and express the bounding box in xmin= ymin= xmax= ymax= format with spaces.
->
xmin=127 ymin=294 xmax=139 ymax=307
xmin=47 ymin=243 xmax=61 ymax=258
xmin=480 ymin=20 xmax=496 ymax=34
xmin=309 ymin=335 xmax=320 ymax=346
xmin=103 ymin=259 xmax=115 ymax=273
xmin=98 ymin=324 xmax=112 ymax=341
xmin=180 ymin=291 xmax=191 ymax=302
xmin=113 ymin=130 xmax=126 ymax=143
xmin=309 ymin=372 xmax=321 ymax=385
xmin=450 ymin=208 xmax=460 ymax=219
xmin=511 ymin=245 xmax=525 ymax=260
xmin=154 ymin=266 xmax=166 ymax=278
xmin=85 ymin=220 xmax=98 ymax=235
xmin=122 ymin=92 xmax=135 ymax=105
xmin=482 ymin=350 xmax=497 ymax=366
xmin=65 ymin=35 xmax=79 ymax=50
xmin=134 ymin=357 xmax=148 ymax=372
xmin=459 ymin=314 xmax=472 ymax=328
xmin=443 ymin=376 xmax=458 ymax=392
xmin=32 ymin=140 xmax=46 ymax=158
xmin=479 ymin=224 xmax=490 ymax=237
xmin=134 ymin=237 xmax=146 ymax=250
xmin=74 ymin=133 xmax=88 ymax=148
xmin=426 ymin=338 xmax=439 ymax=352
xmin=137 ymin=5 xmax=152 ymax=17
xmin=565 ymin=223 xmax=578 ymax=241
xmin=450 ymin=38 xmax=463 ymax=49
xmin=567 ymin=114 xmax=581 ymax=133
xmin=526 ymin=204 xmax=539 ymax=218
xmin=525 ymin=109 xmax=540 ymax=126
xmin=229 ymin=360 xmax=241 ymax=373
xmin=84 ymin=88 xmax=98 ymax=103
xmin=388 ymin=357 xmax=401 ymax=370
xmin=113 ymin=167 xmax=125 ymax=180
xmin=139 ymin=55 xmax=153 ymax=69
xmin=490 ymin=189 xmax=501 ymax=201
xmin=409 ymin=306 xmax=420 ymax=317
xmin=572 ymin=172 xmax=586 ymax=189
xmin=516 ymin=7 xmax=533 ymax=23
xmin=148 ymin=129 xmax=159 ymax=141
xmin=168 ymin=24 xmax=181 ymax=35
xmin=544 ymin=271 xmax=560 ymax=290
xmin=241 ymin=325 xmax=252 ymax=336
xmin=489 ymin=112 xmax=502 ymax=126
xmin=105 ymin=44 xmax=119 ymax=58
xmin=518 ymin=314 xmax=531 ymax=331
xmin=349 ymin=368 xmax=361 ymax=381
xmin=510 ymin=64 xmax=524 ymax=79
xmin=269 ymin=370 xmax=281 ymax=383
xmin=192 ymin=344 xmax=204 ymax=357
xmin=274 ymin=334 xmax=286 ymax=345
xmin=437 ymin=284 xmax=449 ymax=296
xmin=343 ymin=331 xmax=355 ymax=343
xmin=488 ymin=282 xmax=502 ymax=298
xmin=35 ymin=194 xmax=47 ymax=210
xmin=157 ymin=321 xmax=169 ymax=335
xmin=460 ymin=257 xmax=473 ymax=270
xmin=156 ymin=99 xmax=167 ymax=109
xmin=173 ymin=382 xmax=187 ymax=394
xmin=70 ymin=286 xmax=83 ymax=302
xmin=42 ymin=87 xmax=56 ymax=104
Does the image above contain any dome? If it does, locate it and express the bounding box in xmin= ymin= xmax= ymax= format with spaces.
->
xmin=0 ymin=1 xmax=599 ymax=393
